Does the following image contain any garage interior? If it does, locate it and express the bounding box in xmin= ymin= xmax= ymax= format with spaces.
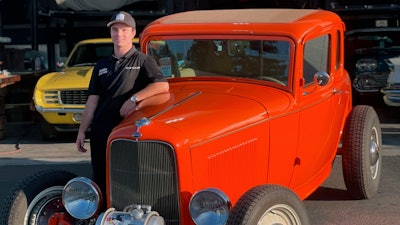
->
xmin=0 ymin=0 xmax=324 ymax=126
xmin=0 ymin=0 xmax=399 ymax=131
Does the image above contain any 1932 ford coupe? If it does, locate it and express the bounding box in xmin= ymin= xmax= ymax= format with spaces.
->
xmin=0 ymin=9 xmax=382 ymax=225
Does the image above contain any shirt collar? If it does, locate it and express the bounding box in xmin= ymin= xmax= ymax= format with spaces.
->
xmin=111 ymin=46 xmax=137 ymax=60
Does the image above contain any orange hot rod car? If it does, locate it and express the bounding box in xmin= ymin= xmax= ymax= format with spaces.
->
xmin=1 ymin=9 xmax=382 ymax=225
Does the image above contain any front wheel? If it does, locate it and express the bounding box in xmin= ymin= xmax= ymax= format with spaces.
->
xmin=0 ymin=169 xmax=78 ymax=225
xmin=341 ymin=105 xmax=382 ymax=199
xmin=227 ymin=185 xmax=310 ymax=225
xmin=39 ymin=117 xmax=59 ymax=140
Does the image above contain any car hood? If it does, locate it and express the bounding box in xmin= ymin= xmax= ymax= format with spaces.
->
xmin=113 ymin=80 xmax=293 ymax=146
xmin=36 ymin=66 xmax=93 ymax=90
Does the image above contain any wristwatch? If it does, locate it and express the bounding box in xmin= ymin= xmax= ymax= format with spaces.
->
xmin=130 ymin=95 xmax=137 ymax=103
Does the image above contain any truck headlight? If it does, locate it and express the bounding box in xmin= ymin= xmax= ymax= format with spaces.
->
xmin=189 ymin=188 xmax=231 ymax=225
xmin=62 ymin=177 xmax=102 ymax=220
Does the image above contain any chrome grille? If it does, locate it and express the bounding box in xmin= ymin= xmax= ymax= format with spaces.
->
xmin=353 ymin=72 xmax=389 ymax=92
xmin=110 ymin=140 xmax=179 ymax=225
xmin=60 ymin=90 xmax=88 ymax=104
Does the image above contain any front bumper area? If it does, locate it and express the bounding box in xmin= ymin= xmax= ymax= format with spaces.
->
xmin=381 ymin=85 xmax=400 ymax=106
xmin=381 ymin=57 xmax=400 ymax=106
xmin=36 ymin=106 xmax=83 ymax=124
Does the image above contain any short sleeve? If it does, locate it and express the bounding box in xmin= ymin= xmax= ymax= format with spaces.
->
xmin=143 ymin=55 xmax=167 ymax=82
xmin=87 ymin=63 xmax=101 ymax=96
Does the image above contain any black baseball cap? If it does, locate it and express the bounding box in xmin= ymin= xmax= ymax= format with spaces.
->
xmin=107 ymin=11 xmax=136 ymax=28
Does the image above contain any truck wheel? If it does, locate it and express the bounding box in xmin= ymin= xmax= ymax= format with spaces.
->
xmin=0 ymin=169 xmax=77 ymax=225
xmin=227 ymin=185 xmax=310 ymax=225
xmin=341 ymin=105 xmax=382 ymax=199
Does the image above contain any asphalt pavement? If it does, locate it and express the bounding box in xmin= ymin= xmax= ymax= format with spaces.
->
xmin=0 ymin=122 xmax=91 ymax=165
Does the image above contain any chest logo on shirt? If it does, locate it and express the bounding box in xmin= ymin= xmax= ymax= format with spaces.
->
xmin=98 ymin=68 xmax=108 ymax=76
xmin=125 ymin=66 xmax=141 ymax=70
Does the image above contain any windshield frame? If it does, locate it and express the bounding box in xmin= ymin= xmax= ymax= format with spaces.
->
xmin=143 ymin=34 xmax=295 ymax=92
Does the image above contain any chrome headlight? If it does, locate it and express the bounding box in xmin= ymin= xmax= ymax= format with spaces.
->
xmin=62 ymin=177 xmax=102 ymax=220
xmin=356 ymin=58 xmax=377 ymax=72
xmin=189 ymin=188 xmax=231 ymax=225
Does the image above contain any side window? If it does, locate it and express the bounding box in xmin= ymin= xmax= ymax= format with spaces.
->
xmin=336 ymin=30 xmax=341 ymax=71
xmin=303 ymin=35 xmax=330 ymax=85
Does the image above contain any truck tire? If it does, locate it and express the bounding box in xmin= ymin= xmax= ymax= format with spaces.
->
xmin=0 ymin=169 xmax=77 ymax=225
xmin=341 ymin=105 xmax=382 ymax=199
xmin=227 ymin=185 xmax=310 ymax=225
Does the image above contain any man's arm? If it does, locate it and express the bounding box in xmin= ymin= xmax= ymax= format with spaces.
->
xmin=76 ymin=95 xmax=99 ymax=152
xmin=119 ymin=81 xmax=169 ymax=117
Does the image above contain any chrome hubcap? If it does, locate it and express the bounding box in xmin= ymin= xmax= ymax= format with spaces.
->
xmin=258 ymin=204 xmax=301 ymax=225
xmin=369 ymin=126 xmax=380 ymax=179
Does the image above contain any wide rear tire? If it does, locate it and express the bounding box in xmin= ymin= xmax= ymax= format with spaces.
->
xmin=341 ymin=105 xmax=382 ymax=199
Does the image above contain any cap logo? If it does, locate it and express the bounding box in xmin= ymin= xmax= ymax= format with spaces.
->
xmin=115 ymin=13 xmax=125 ymax=21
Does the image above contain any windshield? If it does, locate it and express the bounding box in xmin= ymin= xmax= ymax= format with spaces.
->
xmin=66 ymin=43 xmax=114 ymax=67
xmin=147 ymin=39 xmax=291 ymax=86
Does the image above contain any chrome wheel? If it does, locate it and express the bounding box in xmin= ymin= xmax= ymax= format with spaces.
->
xmin=25 ymin=186 xmax=65 ymax=225
xmin=259 ymin=204 xmax=301 ymax=225
xmin=369 ymin=126 xmax=381 ymax=179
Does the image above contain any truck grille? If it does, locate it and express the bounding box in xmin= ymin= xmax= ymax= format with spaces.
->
xmin=109 ymin=140 xmax=180 ymax=225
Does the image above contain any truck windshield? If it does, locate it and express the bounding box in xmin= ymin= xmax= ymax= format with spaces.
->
xmin=147 ymin=39 xmax=291 ymax=86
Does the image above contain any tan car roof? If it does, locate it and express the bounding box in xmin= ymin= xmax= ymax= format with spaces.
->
xmin=160 ymin=9 xmax=320 ymax=24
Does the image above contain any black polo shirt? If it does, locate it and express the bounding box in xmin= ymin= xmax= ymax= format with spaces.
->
xmin=88 ymin=47 xmax=166 ymax=138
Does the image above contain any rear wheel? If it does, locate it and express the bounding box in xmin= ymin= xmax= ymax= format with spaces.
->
xmin=341 ymin=105 xmax=382 ymax=199
xmin=227 ymin=185 xmax=310 ymax=225
xmin=0 ymin=170 xmax=78 ymax=225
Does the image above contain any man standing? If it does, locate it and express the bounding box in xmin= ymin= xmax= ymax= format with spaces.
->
xmin=76 ymin=11 xmax=169 ymax=203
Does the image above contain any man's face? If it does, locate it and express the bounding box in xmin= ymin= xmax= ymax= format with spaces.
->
xmin=110 ymin=23 xmax=136 ymax=48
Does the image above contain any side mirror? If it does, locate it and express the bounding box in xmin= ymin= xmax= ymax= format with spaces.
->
xmin=314 ymin=71 xmax=330 ymax=86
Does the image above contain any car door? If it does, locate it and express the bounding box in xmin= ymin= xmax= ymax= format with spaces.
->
xmin=290 ymin=32 xmax=339 ymax=190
